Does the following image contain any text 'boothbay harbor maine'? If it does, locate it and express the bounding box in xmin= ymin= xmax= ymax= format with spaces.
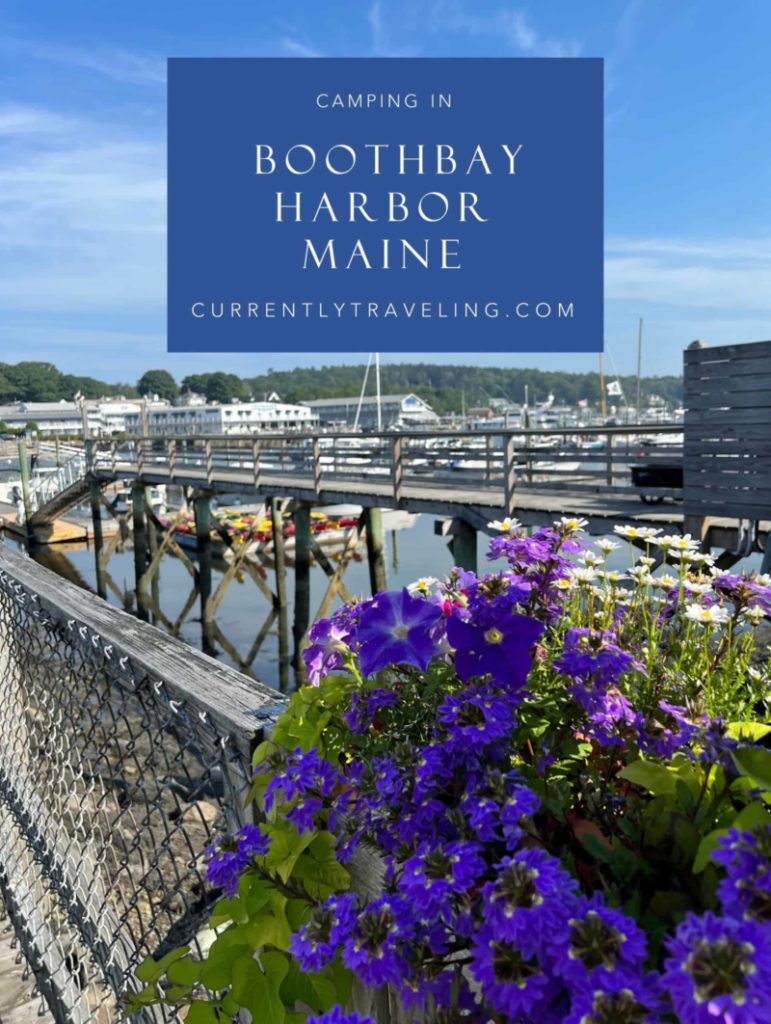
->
xmin=1 ymin=340 xmax=771 ymax=1022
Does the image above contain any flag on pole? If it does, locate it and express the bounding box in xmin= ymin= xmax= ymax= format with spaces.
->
xmin=606 ymin=380 xmax=623 ymax=397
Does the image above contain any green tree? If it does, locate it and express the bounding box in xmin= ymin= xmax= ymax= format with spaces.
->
xmin=204 ymin=372 xmax=251 ymax=404
xmin=4 ymin=361 xmax=63 ymax=401
xmin=137 ymin=369 xmax=178 ymax=401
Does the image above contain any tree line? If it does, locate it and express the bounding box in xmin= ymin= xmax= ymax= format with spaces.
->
xmin=0 ymin=360 xmax=683 ymax=416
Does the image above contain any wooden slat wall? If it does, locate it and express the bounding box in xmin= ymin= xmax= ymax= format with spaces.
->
xmin=684 ymin=340 xmax=771 ymax=519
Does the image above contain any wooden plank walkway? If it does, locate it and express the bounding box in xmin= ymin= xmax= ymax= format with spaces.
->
xmin=92 ymin=461 xmax=688 ymax=534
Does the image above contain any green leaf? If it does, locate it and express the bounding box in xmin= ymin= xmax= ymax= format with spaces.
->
xmin=726 ymin=722 xmax=771 ymax=742
xmin=280 ymin=961 xmax=325 ymax=1013
xmin=231 ymin=955 xmax=286 ymax=1024
xmin=135 ymin=946 xmax=190 ymax=984
xmin=311 ymin=958 xmax=353 ymax=1009
xmin=263 ymin=820 xmax=316 ymax=883
xmin=578 ymin=833 xmax=613 ymax=864
xmin=165 ymin=955 xmax=202 ymax=986
xmin=732 ymin=747 xmax=771 ymax=789
xmin=124 ymin=985 xmax=162 ymax=1011
xmin=619 ymin=760 xmax=677 ymax=796
xmin=291 ymin=832 xmax=350 ymax=899
xmin=675 ymin=779 xmax=696 ymax=816
xmin=185 ymin=1000 xmax=221 ymax=1024
xmin=200 ymin=928 xmax=252 ymax=990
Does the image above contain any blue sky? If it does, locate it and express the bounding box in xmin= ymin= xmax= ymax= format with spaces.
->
xmin=1 ymin=0 xmax=770 ymax=384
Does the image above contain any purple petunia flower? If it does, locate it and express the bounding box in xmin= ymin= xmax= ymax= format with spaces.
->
xmin=663 ymin=912 xmax=771 ymax=1024
xmin=204 ymin=823 xmax=270 ymax=897
xmin=356 ymin=589 xmax=442 ymax=677
xmin=447 ymin=611 xmax=545 ymax=690
xmin=303 ymin=618 xmax=352 ymax=685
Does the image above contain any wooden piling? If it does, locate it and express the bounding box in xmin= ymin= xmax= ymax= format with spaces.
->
xmin=292 ymin=504 xmax=311 ymax=686
xmin=89 ymin=480 xmax=106 ymax=599
xmin=131 ymin=485 xmax=149 ymax=620
xmin=363 ymin=506 xmax=388 ymax=594
xmin=270 ymin=497 xmax=291 ymax=691
xmin=17 ymin=440 xmax=33 ymax=542
xmin=193 ymin=493 xmax=213 ymax=622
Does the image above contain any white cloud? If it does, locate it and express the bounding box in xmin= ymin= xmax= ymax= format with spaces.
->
xmin=0 ymin=37 xmax=165 ymax=86
xmin=0 ymin=104 xmax=165 ymax=311
xmin=605 ymin=236 xmax=771 ymax=312
xmin=428 ymin=1 xmax=581 ymax=57
xmin=280 ymin=37 xmax=324 ymax=58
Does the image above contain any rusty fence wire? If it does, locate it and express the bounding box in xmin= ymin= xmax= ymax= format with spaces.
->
xmin=0 ymin=542 xmax=285 ymax=1023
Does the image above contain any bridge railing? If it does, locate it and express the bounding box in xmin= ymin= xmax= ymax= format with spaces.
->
xmin=86 ymin=424 xmax=684 ymax=505
xmin=0 ymin=541 xmax=285 ymax=1023
xmin=26 ymin=451 xmax=87 ymax=510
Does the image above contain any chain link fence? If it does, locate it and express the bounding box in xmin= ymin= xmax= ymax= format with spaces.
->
xmin=0 ymin=541 xmax=285 ymax=1023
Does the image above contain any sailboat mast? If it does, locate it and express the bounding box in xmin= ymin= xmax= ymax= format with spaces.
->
xmin=599 ymin=352 xmax=607 ymax=420
xmin=636 ymin=317 xmax=643 ymax=423
xmin=375 ymin=352 xmax=382 ymax=431
xmin=353 ymin=353 xmax=373 ymax=432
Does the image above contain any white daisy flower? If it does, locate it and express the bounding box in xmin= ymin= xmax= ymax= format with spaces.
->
xmin=652 ymin=575 xmax=679 ymax=590
xmin=596 ymin=538 xmax=621 ymax=554
xmin=742 ymin=605 xmax=766 ymax=625
xmin=580 ymin=552 xmax=603 ymax=567
xmin=614 ymin=525 xmax=662 ymax=540
xmin=488 ymin=517 xmax=521 ymax=534
xmin=556 ymin=516 xmax=588 ymax=533
xmin=569 ymin=566 xmax=598 ymax=584
xmin=685 ymin=603 xmax=730 ymax=625
xmin=597 ymin=570 xmax=629 ymax=584
xmin=408 ymin=576 xmax=439 ymax=596
xmin=683 ymin=581 xmax=712 ymax=595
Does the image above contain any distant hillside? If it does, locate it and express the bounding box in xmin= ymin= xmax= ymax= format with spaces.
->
xmin=0 ymin=360 xmax=682 ymax=416
xmin=244 ymin=363 xmax=683 ymax=416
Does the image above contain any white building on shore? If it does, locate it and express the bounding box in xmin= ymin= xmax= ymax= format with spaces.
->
xmin=302 ymin=393 xmax=438 ymax=429
xmin=124 ymin=400 xmax=318 ymax=436
xmin=0 ymin=398 xmax=318 ymax=437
